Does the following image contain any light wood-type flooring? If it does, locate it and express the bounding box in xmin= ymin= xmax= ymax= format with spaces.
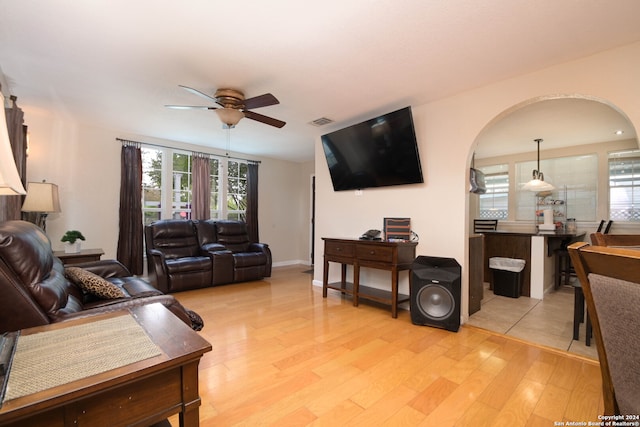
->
xmin=169 ymin=265 xmax=603 ymax=426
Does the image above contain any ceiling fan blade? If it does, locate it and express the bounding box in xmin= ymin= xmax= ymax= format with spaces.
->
xmin=165 ymin=105 xmax=218 ymax=110
xmin=179 ymin=85 xmax=218 ymax=103
xmin=243 ymin=110 xmax=286 ymax=128
xmin=243 ymin=93 xmax=280 ymax=109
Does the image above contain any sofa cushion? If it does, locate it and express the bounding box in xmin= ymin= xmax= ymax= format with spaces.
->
xmin=195 ymin=220 xmax=217 ymax=246
xmin=215 ymin=221 xmax=250 ymax=252
xmin=65 ymin=267 xmax=126 ymax=299
xmin=146 ymin=220 xmax=200 ymax=259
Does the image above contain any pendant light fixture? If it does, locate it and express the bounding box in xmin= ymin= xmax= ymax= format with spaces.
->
xmin=523 ymin=138 xmax=555 ymax=192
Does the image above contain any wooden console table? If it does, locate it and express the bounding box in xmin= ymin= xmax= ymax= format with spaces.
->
xmin=53 ymin=248 xmax=104 ymax=265
xmin=0 ymin=304 xmax=211 ymax=427
xmin=322 ymin=238 xmax=417 ymax=318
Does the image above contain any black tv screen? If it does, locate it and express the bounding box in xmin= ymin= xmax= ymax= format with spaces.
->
xmin=321 ymin=106 xmax=423 ymax=191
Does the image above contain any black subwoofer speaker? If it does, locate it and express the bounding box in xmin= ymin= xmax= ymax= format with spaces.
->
xmin=411 ymin=256 xmax=461 ymax=332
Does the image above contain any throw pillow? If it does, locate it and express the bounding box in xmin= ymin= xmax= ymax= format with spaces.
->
xmin=65 ymin=267 xmax=126 ymax=299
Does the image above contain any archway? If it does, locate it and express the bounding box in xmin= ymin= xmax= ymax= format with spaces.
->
xmin=465 ymin=94 xmax=638 ymax=357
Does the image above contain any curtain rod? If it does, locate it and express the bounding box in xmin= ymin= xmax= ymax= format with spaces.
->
xmin=116 ymin=138 xmax=261 ymax=164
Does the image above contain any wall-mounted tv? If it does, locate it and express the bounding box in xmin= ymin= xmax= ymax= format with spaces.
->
xmin=321 ymin=106 xmax=423 ymax=191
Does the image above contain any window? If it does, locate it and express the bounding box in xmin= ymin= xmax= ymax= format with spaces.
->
xmin=142 ymin=147 xmax=163 ymax=225
xmin=515 ymin=154 xmax=597 ymax=221
xmin=478 ymin=164 xmax=508 ymax=219
xmin=171 ymin=152 xmax=193 ymax=220
xmin=226 ymin=160 xmax=247 ymax=221
xmin=141 ymin=146 xmax=245 ymax=224
xmin=609 ymin=149 xmax=640 ymax=222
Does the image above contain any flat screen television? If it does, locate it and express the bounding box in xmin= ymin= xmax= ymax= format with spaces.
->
xmin=321 ymin=106 xmax=423 ymax=191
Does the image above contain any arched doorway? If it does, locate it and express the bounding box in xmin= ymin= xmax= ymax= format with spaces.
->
xmin=466 ymin=94 xmax=638 ymax=357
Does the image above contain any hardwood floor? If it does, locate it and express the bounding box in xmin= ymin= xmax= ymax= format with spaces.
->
xmin=169 ymin=265 xmax=603 ymax=426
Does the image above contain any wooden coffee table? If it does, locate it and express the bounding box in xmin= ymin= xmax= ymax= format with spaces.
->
xmin=0 ymin=304 xmax=212 ymax=427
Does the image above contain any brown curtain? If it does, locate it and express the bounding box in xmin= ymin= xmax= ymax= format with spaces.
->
xmin=191 ymin=153 xmax=210 ymax=220
xmin=117 ymin=142 xmax=143 ymax=275
xmin=0 ymin=94 xmax=26 ymax=222
xmin=245 ymin=162 xmax=259 ymax=242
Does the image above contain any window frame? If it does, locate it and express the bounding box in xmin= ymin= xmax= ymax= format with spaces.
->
xmin=141 ymin=145 xmax=247 ymax=224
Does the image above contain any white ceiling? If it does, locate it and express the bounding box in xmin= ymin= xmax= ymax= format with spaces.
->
xmin=1 ymin=0 xmax=640 ymax=162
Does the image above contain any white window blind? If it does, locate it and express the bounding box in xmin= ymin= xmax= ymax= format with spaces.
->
xmin=515 ymin=154 xmax=597 ymax=221
xmin=478 ymin=164 xmax=509 ymax=219
xmin=609 ymin=149 xmax=640 ymax=222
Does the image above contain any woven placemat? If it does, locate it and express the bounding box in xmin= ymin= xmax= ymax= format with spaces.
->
xmin=4 ymin=314 xmax=161 ymax=402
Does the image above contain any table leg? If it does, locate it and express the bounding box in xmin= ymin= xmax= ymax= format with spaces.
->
xmin=391 ymin=267 xmax=398 ymax=318
xmin=323 ymin=258 xmax=329 ymax=297
xmin=353 ymin=263 xmax=360 ymax=307
xmin=179 ymin=361 xmax=202 ymax=427
xmin=340 ymin=263 xmax=347 ymax=289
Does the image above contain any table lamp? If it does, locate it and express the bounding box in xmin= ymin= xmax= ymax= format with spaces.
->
xmin=21 ymin=181 xmax=61 ymax=231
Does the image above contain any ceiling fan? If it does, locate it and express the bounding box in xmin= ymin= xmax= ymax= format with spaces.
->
xmin=166 ymin=85 xmax=286 ymax=128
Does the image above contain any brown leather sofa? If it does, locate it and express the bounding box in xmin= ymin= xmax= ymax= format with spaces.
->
xmin=145 ymin=219 xmax=272 ymax=293
xmin=0 ymin=220 xmax=203 ymax=333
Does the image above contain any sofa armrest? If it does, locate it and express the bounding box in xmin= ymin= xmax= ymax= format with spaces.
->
xmin=201 ymin=243 xmax=229 ymax=253
xmin=248 ymin=242 xmax=269 ymax=252
xmin=210 ymin=250 xmax=234 ymax=285
xmin=70 ymin=259 xmax=132 ymax=278
xmin=248 ymin=243 xmax=272 ymax=277
xmin=146 ymin=249 xmax=170 ymax=293
xmin=57 ymin=296 xmax=201 ymax=330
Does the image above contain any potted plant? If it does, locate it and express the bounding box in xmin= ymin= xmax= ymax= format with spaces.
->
xmin=61 ymin=230 xmax=85 ymax=253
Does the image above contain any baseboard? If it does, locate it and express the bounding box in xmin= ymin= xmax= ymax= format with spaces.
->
xmin=272 ymin=260 xmax=311 ymax=268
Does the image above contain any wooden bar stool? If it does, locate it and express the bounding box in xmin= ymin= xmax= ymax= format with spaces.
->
xmin=572 ymin=282 xmax=593 ymax=346
xmin=554 ymin=247 xmax=576 ymax=289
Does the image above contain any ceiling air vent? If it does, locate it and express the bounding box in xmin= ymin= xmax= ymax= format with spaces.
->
xmin=309 ymin=117 xmax=334 ymax=127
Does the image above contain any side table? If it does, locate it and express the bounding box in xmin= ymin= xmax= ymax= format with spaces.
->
xmin=53 ymin=248 xmax=104 ymax=265
xmin=0 ymin=304 xmax=212 ymax=427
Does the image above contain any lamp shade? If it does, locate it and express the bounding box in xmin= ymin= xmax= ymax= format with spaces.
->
xmin=523 ymin=178 xmax=555 ymax=192
xmin=215 ymin=108 xmax=244 ymax=126
xmin=0 ymin=92 xmax=26 ymax=195
xmin=21 ymin=182 xmax=61 ymax=213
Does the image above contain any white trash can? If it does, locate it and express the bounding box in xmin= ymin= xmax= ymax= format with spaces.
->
xmin=489 ymin=257 xmax=526 ymax=298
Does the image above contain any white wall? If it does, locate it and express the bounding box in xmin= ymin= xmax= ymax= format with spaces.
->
xmin=313 ymin=41 xmax=640 ymax=323
xmin=14 ymin=41 xmax=640 ymax=322
xmin=22 ymin=109 xmax=314 ymax=265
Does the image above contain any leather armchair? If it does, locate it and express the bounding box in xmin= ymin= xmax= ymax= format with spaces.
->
xmin=0 ymin=220 xmax=202 ymax=333
xmin=144 ymin=219 xmax=214 ymax=293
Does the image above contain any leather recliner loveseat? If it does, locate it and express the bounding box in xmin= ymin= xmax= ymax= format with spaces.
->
xmin=0 ymin=220 xmax=203 ymax=333
xmin=145 ymin=219 xmax=272 ymax=293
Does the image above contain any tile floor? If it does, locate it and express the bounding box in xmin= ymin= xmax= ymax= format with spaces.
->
xmin=467 ymin=281 xmax=599 ymax=360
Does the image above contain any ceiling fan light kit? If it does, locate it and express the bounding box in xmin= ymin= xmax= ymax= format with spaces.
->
xmin=166 ymin=85 xmax=286 ymax=128
xmin=216 ymin=108 xmax=244 ymax=127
